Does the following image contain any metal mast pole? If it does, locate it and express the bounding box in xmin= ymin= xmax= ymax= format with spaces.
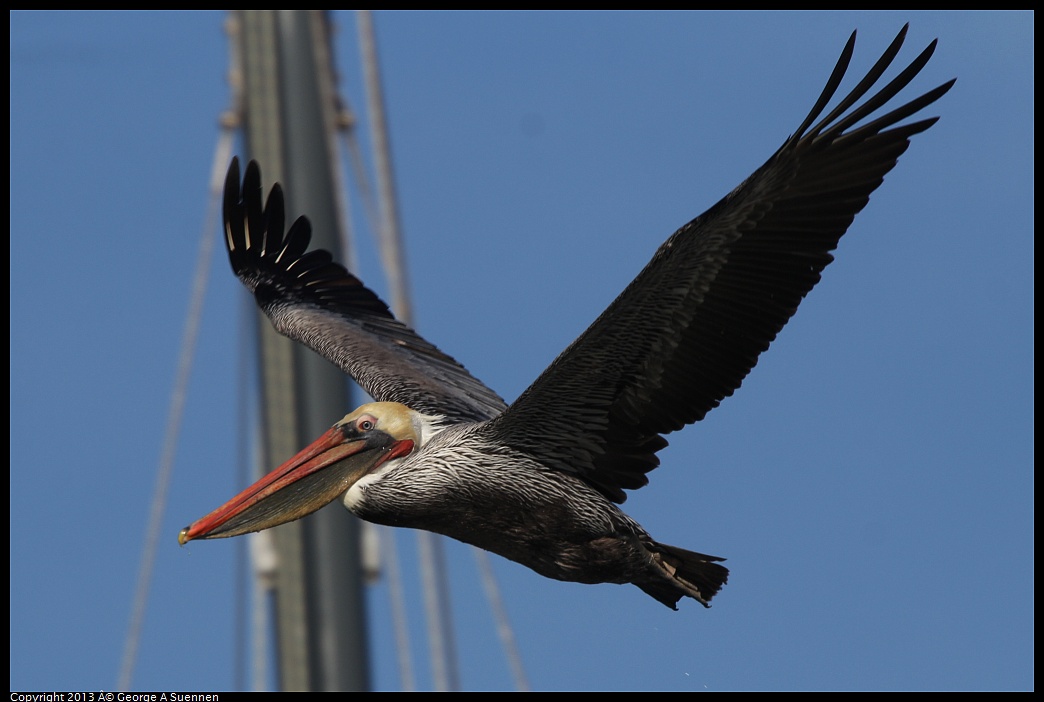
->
xmin=234 ymin=10 xmax=370 ymax=691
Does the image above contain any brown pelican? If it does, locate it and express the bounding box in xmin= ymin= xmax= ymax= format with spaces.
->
xmin=180 ymin=27 xmax=953 ymax=609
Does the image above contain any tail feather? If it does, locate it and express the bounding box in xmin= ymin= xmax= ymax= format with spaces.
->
xmin=639 ymin=542 xmax=729 ymax=610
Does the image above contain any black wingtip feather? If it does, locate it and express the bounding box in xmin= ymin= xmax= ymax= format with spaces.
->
xmin=220 ymin=158 xmax=394 ymax=320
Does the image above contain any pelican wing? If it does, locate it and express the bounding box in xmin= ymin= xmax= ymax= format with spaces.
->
xmin=491 ymin=26 xmax=954 ymax=502
xmin=224 ymin=158 xmax=507 ymax=423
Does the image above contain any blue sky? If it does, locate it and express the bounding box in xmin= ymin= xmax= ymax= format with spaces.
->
xmin=10 ymin=10 xmax=1033 ymax=692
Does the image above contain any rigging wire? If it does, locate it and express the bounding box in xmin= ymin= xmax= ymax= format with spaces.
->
xmin=474 ymin=550 xmax=531 ymax=691
xmin=358 ymin=11 xmax=461 ymax=690
xmin=378 ymin=528 xmax=417 ymax=691
xmin=354 ymin=10 xmax=529 ymax=690
xmin=118 ymin=130 xmax=236 ymax=691
xmin=333 ymin=103 xmax=421 ymax=696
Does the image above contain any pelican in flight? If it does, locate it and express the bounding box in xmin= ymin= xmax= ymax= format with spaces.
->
xmin=180 ymin=27 xmax=953 ymax=609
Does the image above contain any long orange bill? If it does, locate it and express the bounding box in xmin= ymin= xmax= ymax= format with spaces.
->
xmin=179 ymin=426 xmax=407 ymax=545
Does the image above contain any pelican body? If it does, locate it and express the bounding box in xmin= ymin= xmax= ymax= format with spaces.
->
xmin=181 ymin=27 xmax=953 ymax=609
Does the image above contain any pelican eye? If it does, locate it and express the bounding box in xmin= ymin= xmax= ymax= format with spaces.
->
xmin=357 ymin=416 xmax=377 ymax=432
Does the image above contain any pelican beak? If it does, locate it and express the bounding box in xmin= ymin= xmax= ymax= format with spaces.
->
xmin=179 ymin=425 xmax=408 ymax=545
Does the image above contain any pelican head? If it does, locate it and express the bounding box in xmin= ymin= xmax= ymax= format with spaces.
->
xmin=178 ymin=402 xmax=423 ymax=545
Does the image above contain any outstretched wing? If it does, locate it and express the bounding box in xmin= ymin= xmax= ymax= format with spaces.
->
xmin=223 ymin=158 xmax=507 ymax=423
xmin=492 ymin=26 xmax=954 ymax=501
